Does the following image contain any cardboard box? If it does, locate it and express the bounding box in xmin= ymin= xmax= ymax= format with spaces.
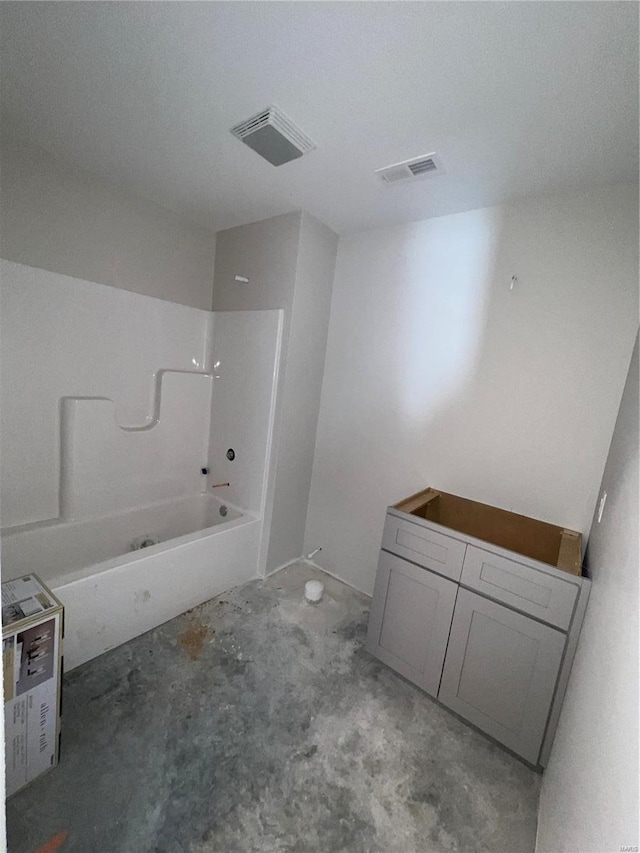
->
xmin=2 ymin=574 xmax=63 ymax=796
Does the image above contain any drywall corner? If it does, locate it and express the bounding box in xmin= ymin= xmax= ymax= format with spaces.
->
xmin=266 ymin=212 xmax=338 ymax=573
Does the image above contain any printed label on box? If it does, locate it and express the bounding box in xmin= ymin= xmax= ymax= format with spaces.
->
xmin=3 ymin=612 xmax=60 ymax=796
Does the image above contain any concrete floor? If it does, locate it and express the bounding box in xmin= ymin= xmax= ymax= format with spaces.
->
xmin=7 ymin=563 xmax=541 ymax=853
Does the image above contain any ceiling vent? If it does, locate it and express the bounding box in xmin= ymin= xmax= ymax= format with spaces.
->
xmin=231 ymin=106 xmax=316 ymax=167
xmin=375 ymin=153 xmax=445 ymax=184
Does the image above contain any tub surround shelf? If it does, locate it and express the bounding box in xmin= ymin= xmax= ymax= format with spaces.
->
xmin=367 ymin=486 xmax=590 ymax=767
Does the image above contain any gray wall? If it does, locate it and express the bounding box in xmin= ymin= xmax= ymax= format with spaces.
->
xmin=0 ymin=141 xmax=216 ymax=309
xmin=212 ymin=211 xmax=301 ymax=316
xmin=212 ymin=211 xmax=338 ymax=574
xmin=266 ymin=213 xmax=338 ymax=572
xmin=536 ymin=334 xmax=639 ymax=852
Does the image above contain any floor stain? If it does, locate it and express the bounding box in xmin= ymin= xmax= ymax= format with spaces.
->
xmin=34 ymin=829 xmax=68 ymax=853
xmin=177 ymin=619 xmax=210 ymax=661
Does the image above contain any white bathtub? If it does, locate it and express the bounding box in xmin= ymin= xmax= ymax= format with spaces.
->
xmin=0 ymin=494 xmax=261 ymax=670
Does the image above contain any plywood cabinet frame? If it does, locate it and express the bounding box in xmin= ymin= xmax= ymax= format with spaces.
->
xmin=392 ymin=488 xmax=583 ymax=576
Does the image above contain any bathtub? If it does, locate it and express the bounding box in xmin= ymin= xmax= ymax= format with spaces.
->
xmin=0 ymin=494 xmax=261 ymax=670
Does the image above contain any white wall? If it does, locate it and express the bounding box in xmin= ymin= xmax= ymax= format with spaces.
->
xmin=58 ymin=372 xmax=212 ymax=519
xmin=0 ymin=140 xmax=215 ymax=309
xmin=212 ymin=211 xmax=337 ymax=575
xmin=207 ymin=310 xmax=283 ymax=517
xmin=304 ymin=184 xmax=639 ymax=594
xmin=536 ymin=335 xmax=639 ymax=853
xmin=0 ymin=261 xmax=212 ymax=527
xmin=1 ymin=261 xmax=285 ymax=537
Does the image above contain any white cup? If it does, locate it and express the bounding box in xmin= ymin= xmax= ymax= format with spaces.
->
xmin=304 ymin=580 xmax=324 ymax=603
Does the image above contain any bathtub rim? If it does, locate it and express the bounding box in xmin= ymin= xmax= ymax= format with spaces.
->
xmin=1 ymin=490 xmax=245 ymax=537
xmin=2 ymin=494 xmax=257 ymax=589
xmin=47 ymin=511 xmax=254 ymax=589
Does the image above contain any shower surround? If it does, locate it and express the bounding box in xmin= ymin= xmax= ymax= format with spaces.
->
xmin=0 ymin=260 xmax=282 ymax=669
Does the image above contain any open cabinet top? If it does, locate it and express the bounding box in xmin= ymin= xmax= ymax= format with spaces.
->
xmin=393 ymin=488 xmax=583 ymax=576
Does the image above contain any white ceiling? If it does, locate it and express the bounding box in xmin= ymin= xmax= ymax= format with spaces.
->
xmin=1 ymin=2 xmax=638 ymax=235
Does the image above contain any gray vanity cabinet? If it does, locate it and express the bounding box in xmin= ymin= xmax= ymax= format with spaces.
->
xmin=366 ymin=550 xmax=457 ymax=697
xmin=438 ymin=589 xmax=566 ymax=764
xmin=366 ymin=488 xmax=590 ymax=767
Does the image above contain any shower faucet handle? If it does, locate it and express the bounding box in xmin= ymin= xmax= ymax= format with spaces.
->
xmin=211 ymin=482 xmax=230 ymax=488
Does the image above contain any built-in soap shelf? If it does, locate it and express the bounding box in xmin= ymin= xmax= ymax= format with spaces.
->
xmin=76 ymin=368 xmax=214 ymax=432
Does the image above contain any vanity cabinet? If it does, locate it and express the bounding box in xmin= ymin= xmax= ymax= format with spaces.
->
xmin=365 ymin=487 xmax=591 ymax=767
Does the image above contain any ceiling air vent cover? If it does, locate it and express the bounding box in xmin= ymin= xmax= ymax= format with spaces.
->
xmin=231 ymin=106 xmax=316 ymax=167
xmin=375 ymin=153 xmax=445 ymax=184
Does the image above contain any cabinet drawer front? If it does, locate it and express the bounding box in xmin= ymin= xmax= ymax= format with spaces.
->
xmin=366 ymin=551 xmax=458 ymax=697
xmin=461 ymin=546 xmax=578 ymax=630
xmin=438 ymin=589 xmax=566 ymax=764
xmin=382 ymin=514 xmax=465 ymax=581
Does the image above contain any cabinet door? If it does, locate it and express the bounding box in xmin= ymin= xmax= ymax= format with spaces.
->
xmin=438 ymin=589 xmax=565 ymax=764
xmin=366 ymin=550 xmax=458 ymax=697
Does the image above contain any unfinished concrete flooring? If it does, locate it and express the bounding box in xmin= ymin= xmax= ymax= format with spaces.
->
xmin=7 ymin=564 xmax=541 ymax=853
